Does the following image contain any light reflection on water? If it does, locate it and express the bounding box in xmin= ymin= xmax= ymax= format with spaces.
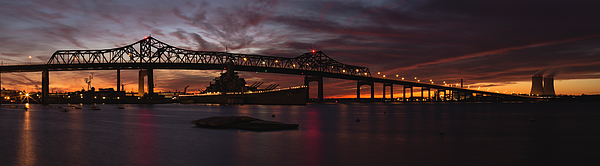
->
xmin=1 ymin=102 xmax=600 ymax=165
xmin=18 ymin=111 xmax=35 ymax=166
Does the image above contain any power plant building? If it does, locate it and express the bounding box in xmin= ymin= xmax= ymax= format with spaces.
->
xmin=530 ymin=75 xmax=556 ymax=96
xmin=543 ymin=77 xmax=555 ymax=96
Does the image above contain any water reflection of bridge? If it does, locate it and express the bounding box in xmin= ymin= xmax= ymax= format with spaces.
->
xmin=0 ymin=37 xmax=530 ymax=104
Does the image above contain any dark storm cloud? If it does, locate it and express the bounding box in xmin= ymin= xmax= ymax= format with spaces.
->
xmin=173 ymin=0 xmax=278 ymax=50
xmin=169 ymin=29 xmax=222 ymax=51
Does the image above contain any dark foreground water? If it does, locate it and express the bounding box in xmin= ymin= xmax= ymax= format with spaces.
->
xmin=1 ymin=102 xmax=600 ymax=166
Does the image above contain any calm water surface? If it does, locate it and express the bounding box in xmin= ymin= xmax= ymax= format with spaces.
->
xmin=1 ymin=102 xmax=600 ymax=166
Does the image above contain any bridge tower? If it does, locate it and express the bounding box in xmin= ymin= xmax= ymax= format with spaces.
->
xmin=304 ymin=76 xmax=323 ymax=102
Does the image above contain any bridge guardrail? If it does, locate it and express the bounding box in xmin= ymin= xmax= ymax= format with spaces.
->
xmin=0 ymin=62 xmax=46 ymax=66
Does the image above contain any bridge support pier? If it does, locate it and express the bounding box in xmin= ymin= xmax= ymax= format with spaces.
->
xmin=117 ymin=69 xmax=120 ymax=92
xmin=383 ymin=83 xmax=393 ymax=101
xmin=403 ymin=86 xmax=413 ymax=101
xmin=304 ymin=76 xmax=323 ymax=102
xmin=138 ymin=69 xmax=147 ymax=96
xmin=148 ymin=68 xmax=154 ymax=98
xmin=138 ymin=68 xmax=155 ymax=97
xmin=357 ymin=80 xmax=374 ymax=101
xmin=42 ymin=69 xmax=49 ymax=105
xmin=442 ymin=90 xmax=446 ymax=101
xmin=422 ymin=87 xmax=430 ymax=101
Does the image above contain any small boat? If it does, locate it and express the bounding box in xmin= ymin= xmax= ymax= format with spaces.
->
xmin=90 ymin=106 xmax=101 ymax=111
xmin=191 ymin=116 xmax=299 ymax=131
xmin=4 ymin=105 xmax=18 ymax=109
xmin=116 ymin=106 xmax=125 ymax=109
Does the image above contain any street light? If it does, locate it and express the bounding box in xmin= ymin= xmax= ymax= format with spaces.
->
xmin=29 ymin=55 xmax=32 ymax=64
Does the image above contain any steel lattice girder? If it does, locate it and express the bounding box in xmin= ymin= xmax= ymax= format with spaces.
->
xmin=47 ymin=37 xmax=372 ymax=77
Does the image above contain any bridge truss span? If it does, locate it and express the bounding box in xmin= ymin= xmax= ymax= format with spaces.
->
xmin=47 ymin=37 xmax=371 ymax=77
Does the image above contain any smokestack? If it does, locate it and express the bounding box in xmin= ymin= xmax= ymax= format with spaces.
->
xmin=530 ymin=75 xmax=544 ymax=96
xmin=543 ymin=76 xmax=555 ymax=96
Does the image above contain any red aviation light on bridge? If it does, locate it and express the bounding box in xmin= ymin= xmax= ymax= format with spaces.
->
xmin=144 ymin=36 xmax=148 ymax=39
xmin=312 ymin=50 xmax=316 ymax=53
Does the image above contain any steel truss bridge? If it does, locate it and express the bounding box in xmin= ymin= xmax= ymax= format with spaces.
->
xmin=0 ymin=37 xmax=530 ymax=104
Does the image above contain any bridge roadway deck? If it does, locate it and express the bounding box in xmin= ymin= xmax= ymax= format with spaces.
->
xmin=0 ymin=63 xmax=531 ymax=99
